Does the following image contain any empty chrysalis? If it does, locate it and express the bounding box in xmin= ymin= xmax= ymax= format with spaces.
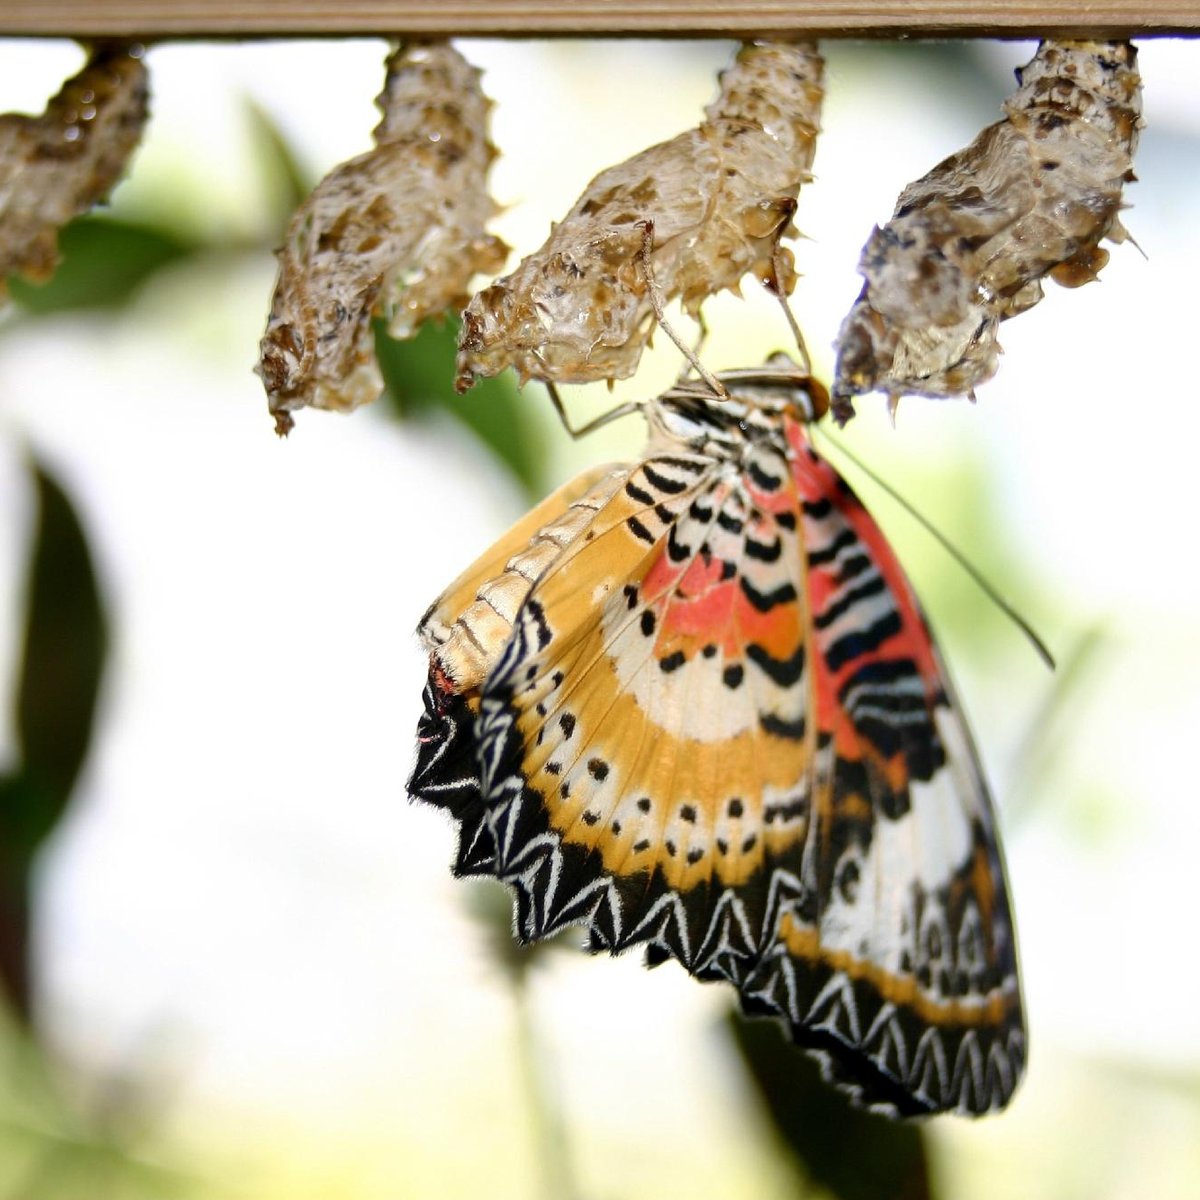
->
xmin=455 ymin=40 xmax=824 ymax=392
xmin=258 ymin=41 xmax=508 ymax=435
xmin=833 ymin=39 xmax=1142 ymax=421
xmin=0 ymin=41 xmax=149 ymax=309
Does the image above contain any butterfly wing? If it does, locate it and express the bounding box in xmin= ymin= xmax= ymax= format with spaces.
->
xmin=411 ymin=463 xmax=628 ymax=875
xmin=477 ymin=443 xmax=822 ymax=970
xmin=735 ymin=422 xmax=1024 ymax=1115
xmin=469 ymin=419 xmax=1023 ymax=1116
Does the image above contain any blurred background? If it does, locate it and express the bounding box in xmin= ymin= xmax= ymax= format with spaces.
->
xmin=0 ymin=32 xmax=1197 ymax=1200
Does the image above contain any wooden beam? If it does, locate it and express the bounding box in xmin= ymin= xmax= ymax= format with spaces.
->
xmin=0 ymin=2 xmax=1196 ymax=40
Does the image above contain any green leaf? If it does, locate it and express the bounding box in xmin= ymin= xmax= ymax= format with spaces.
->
xmin=6 ymin=459 xmax=107 ymax=850
xmin=376 ymin=317 xmax=545 ymax=497
xmin=728 ymin=1014 xmax=932 ymax=1200
xmin=241 ymin=96 xmax=317 ymax=232
xmin=5 ymin=217 xmax=198 ymax=315
xmin=0 ymin=459 xmax=107 ymax=1019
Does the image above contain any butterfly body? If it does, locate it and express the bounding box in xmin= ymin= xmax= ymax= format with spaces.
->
xmin=412 ymin=363 xmax=1024 ymax=1116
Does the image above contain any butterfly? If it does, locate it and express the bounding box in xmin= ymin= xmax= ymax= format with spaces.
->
xmin=411 ymin=358 xmax=1024 ymax=1116
xmin=833 ymin=38 xmax=1140 ymax=421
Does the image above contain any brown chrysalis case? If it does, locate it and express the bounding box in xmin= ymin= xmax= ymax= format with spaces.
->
xmin=455 ymin=40 xmax=824 ymax=392
xmin=258 ymin=42 xmax=508 ymax=436
xmin=0 ymin=42 xmax=149 ymax=309
xmin=833 ymin=40 xmax=1142 ymax=422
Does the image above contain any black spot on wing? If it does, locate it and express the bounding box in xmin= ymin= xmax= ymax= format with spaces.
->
xmin=764 ymin=795 xmax=807 ymax=824
xmin=760 ymin=712 xmax=806 ymax=740
xmin=825 ymin=610 xmax=903 ymax=672
xmin=526 ymin=600 xmax=552 ymax=650
xmin=836 ymin=554 xmax=873 ymax=585
xmin=627 ymin=515 xmax=655 ymax=544
xmin=660 ymin=650 xmax=687 ymax=673
xmin=741 ymin=578 xmax=799 ymax=613
xmin=667 ymin=526 xmax=692 ymax=562
xmin=813 ymin=575 xmax=888 ymax=631
xmin=747 ymin=459 xmax=782 ymax=491
xmin=746 ymin=643 xmax=805 ymax=686
xmin=643 ymin=463 xmax=690 ymax=494
xmin=745 ymin=535 xmax=782 ymax=563
xmin=807 ymin=527 xmax=856 ymax=568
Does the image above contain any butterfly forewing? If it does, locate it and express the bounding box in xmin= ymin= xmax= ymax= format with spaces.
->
xmin=411 ymin=464 xmax=628 ymax=875
xmin=413 ymin=368 xmax=1024 ymax=1116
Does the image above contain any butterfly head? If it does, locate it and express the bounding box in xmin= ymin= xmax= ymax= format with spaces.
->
xmin=647 ymin=353 xmax=830 ymax=456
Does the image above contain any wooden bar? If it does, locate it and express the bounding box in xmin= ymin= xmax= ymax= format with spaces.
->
xmin=0 ymin=1 xmax=1195 ymax=40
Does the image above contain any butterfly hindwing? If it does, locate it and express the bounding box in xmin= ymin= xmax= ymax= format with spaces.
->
xmin=734 ymin=425 xmax=1023 ymax=1113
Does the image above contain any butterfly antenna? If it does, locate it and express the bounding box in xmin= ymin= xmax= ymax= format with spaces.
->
xmin=543 ymin=381 xmax=640 ymax=440
xmin=814 ymin=428 xmax=1056 ymax=671
xmin=637 ymin=220 xmax=728 ymax=399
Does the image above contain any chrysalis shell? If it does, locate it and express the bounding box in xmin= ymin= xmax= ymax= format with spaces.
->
xmin=833 ymin=39 xmax=1142 ymax=419
xmin=455 ymin=40 xmax=824 ymax=391
xmin=0 ymin=42 xmax=148 ymax=307
xmin=259 ymin=42 xmax=508 ymax=435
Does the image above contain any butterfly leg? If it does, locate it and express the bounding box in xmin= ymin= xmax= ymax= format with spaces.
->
xmin=673 ymin=308 xmax=712 ymax=384
xmin=542 ymin=381 xmax=641 ymax=440
xmin=636 ymin=220 xmax=728 ymax=399
xmin=765 ymin=229 xmax=813 ymax=375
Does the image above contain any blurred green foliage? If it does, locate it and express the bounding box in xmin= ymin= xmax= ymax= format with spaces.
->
xmin=241 ymin=96 xmax=315 ymax=228
xmin=378 ymin=317 xmax=545 ymax=497
xmin=5 ymin=218 xmax=199 ymax=315
xmin=0 ymin=1008 xmax=197 ymax=1200
xmin=0 ymin=461 xmax=107 ymax=1022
